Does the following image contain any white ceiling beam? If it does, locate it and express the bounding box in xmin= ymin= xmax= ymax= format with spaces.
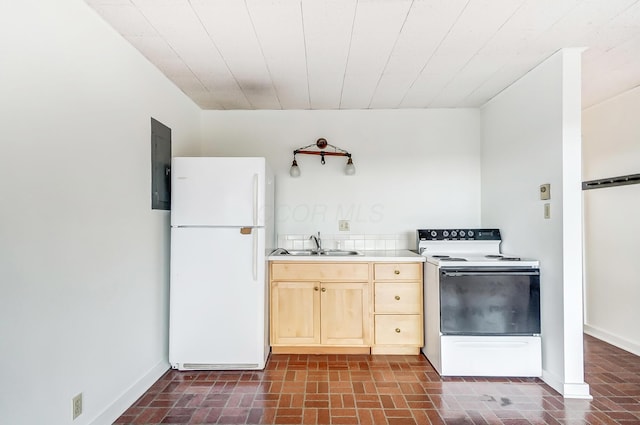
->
xmin=190 ymin=0 xmax=281 ymax=109
xmin=339 ymin=0 xmax=413 ymax=109
xmin=368 ymin=0 xmax=469 ymax=109
xmin=246 ymin=0 xmax=309 ymax=110
xmin=403 ymin=0 xmax=528 ymax=107
xmin=131 ymin=0 xmax=251 ymax=109
xmin=302 ymin=0 xmax=358 ymax=109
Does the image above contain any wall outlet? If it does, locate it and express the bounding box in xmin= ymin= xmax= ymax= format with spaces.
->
xmin=72 ymin=393 xmax=82 ymax=420
xmin=338 ymin=220 xmax=350 ymax=231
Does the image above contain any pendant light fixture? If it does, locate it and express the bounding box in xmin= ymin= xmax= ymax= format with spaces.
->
xmin=289 ymin=158 xmax=301 ymax=177
xmin=289 ymin=138 xmax=355 ymax=177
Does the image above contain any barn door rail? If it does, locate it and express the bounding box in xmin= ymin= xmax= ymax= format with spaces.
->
xmin=582 ymin=173 xmax=640 ymax=190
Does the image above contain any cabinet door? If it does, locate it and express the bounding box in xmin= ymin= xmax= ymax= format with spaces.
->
xmin=320 ymin=282 xmax=369 ymax=346
xmin=271 ymin=281 xmax=320 ymax=345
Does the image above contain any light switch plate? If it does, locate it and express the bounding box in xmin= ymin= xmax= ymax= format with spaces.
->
xmin=338 ymin=220 xmax=350 ymax=231
xmin=544 ymin=203 xmax=551 ymax=219
xmin=540 ymin=183 xmax=551 ymax=200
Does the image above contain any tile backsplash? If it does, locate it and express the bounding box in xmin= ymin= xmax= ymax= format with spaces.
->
xmin=277 ymin=233 xmax=414 ymax=251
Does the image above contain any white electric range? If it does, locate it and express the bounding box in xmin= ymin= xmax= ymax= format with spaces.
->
xmin=417 ymin=228 xmax=542 ymax=377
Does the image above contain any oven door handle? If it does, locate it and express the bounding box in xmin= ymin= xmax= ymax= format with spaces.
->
xmin=442 ymin=270 xmax=540 ymax=277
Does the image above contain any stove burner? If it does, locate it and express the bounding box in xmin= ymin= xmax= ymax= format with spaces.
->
xmin=432 ymin=255 xmax=450 ymax=258
xmin=485 ymin=254 xmax=521 ymax=261
xmin=443 ymin=257 xmax=467 ymax=261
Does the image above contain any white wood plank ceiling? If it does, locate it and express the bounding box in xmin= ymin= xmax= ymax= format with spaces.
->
xmin=86 ymin=0 xmax=640 ymax=110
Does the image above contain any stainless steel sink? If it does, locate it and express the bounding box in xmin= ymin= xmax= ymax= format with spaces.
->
xmin=271 ymin=248 xmax=362 ymax=256
xmin=284 ymin=250 xmax=317 ymax=256
xmin=319 ymin=250 xmax=362 ymax=256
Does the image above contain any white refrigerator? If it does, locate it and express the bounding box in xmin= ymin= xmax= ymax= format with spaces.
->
xmin=169 ymin=157 xmax=274 ymax=370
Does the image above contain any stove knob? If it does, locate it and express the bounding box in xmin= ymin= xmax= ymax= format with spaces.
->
xmin=451 ymin=230 xmax=457 ymax=237
xmin=443 ymin=230 xmax=449 ymax=237
xmin=459 ymin=230 xmax=466 ymax=237
xmin=467 ymin=230 xmax=474 ymax=238
xmin=430 ymin=230 xmax=437 ymax=238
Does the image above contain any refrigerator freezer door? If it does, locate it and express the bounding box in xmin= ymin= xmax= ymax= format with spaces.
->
xmin=169 ymin=227 xmax=268 ymax=369
xmin=171 ymin=157 xmax=268 ymax=227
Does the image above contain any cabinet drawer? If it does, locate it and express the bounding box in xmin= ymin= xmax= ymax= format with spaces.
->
xmin=374 ymin=315 xmax=422 ymax=345
xmin=374 ymin=263 xmax=422 ymax=281
xmin=271 ymin=262 xmax=369 ymax=281
xmin=374 ymin=283 xmax=422 ymax=314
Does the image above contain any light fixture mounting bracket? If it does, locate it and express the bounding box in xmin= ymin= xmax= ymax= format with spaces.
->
xmin=292 ymin=138 xmax=352 ymax=162
xmin=289 ymin=138 xmax=355 ymax=177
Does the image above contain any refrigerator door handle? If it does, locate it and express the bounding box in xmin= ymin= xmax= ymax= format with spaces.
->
xmin=252 ymin=230 xmax=258 ymax=281
xmin=253 ymin=173 xmax=258 ymax=226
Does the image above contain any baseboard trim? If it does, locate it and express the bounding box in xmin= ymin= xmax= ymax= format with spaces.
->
xmin=90 ymin=360 xmax=170 ymax=425
xmin=541 ymin=368 xmax=592 ymax=399
xmin=562 ymin=383 xmax=592 ymax=399
xmin=541 ymin=368 xmax=563 ymax=395
xmin=271 ymin=346 xmax=370 ymax=354
xmin=584 ymin=324 xmax=640 ymax=356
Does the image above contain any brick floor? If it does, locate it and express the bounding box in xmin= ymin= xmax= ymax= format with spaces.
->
xmin=114 ymin=335 xmax=640 ymax=424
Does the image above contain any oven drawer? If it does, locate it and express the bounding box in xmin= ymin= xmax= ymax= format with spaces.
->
xmin=441 ymin=335 xmax=541 ymax=377
xmin=374 ymin=263 xmax=422 ymax=280
xmin=374 ymin=315 xmax=422 ymax=345
xmin=374 ymin=283 xmax=421 ymax=314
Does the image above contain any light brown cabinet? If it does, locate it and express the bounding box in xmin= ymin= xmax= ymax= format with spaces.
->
xmin=270 ymin=263 xmax=370 ymax=354
xmin=320 ymin=282 xmax=369 ymax=346
xmin=270 ymin=281 xmax=320 ymax=345
xmin=269 ymin=260 xmax=423 ymax=355
xmin=372 ymin=263 xmax=424 ymax=354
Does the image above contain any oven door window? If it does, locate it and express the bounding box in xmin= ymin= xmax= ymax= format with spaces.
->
xmin=440 ymin=268 xmax=540 ymax=336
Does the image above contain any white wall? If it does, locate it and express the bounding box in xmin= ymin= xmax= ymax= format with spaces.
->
xmin=481 ymin=49 xmax=590 ymax=398
xmin=200 ymin=109 xmax=482 ymax=241
xmin=0 ymin=1 xmax=201 ymax=424
xmin=582 ymin=86 xmax=640 ymax=356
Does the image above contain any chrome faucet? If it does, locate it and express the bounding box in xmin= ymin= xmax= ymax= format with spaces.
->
xmin=309 ymin=231 xmax=322 ymax=253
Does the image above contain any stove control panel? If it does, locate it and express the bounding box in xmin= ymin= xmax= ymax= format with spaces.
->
xmin=417 ymin=228 xmax=501 ymax=241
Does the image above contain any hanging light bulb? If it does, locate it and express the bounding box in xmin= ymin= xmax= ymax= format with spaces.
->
xmin=289 ymin=158 xmax=301 ymax=177
xmin=345 ymin=157 xmax=356 ymax=175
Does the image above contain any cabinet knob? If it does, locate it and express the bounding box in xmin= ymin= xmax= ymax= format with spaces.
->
xmin=314 ymin=287 xmax=319 ymax=291
xmin=394 ymin=295 xmax=401 ymax=300
xmin=395 ymin=328 xmax=401 ymax=333
xmin=394 ymin=270 xmax=400 ymax=275
xmin=321 ymin=287 xmax=326 ymax=292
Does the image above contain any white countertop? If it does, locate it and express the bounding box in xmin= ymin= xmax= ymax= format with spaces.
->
xmin=268 ymin=249 xmax=425 ymax=262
